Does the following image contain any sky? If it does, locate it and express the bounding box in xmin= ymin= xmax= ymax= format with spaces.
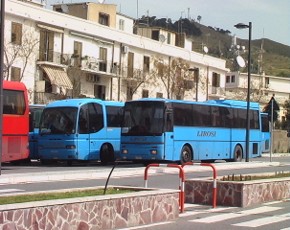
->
xmin=47 ymin=0 xmax=290 ymax=46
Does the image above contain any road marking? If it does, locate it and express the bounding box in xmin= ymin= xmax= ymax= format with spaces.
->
xmin=233 ymin=213 xmax=290 ymax=227
xmin=188 ymin=206 xmax=282 ymax=223
xmin=0 ymin=189 xmax=25 ymax=194
xmin=120 ymin=221 xmax=174 ymax=229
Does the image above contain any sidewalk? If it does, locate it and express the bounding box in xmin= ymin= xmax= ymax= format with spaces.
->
xmin=0 ymin=160 xmax=281 ymax=185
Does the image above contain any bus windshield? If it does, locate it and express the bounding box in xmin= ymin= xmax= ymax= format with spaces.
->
xmin=122 ymin=101 xmax=165 ymax=136
xmin=40 ymin=107 xmax=77 ymax=135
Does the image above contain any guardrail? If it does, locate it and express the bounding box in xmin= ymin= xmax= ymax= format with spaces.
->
xmin=144 ymin=163 xmax=185 ymax=213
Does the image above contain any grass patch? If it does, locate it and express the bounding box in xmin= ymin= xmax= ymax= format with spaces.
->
xmin=221 ymin=171 xmax=290 ymax=181
xmin=0 ymin=188 xmax=134 ymax=205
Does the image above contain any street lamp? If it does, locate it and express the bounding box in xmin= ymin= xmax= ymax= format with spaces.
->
xmin=234 ymin=22 xmax=252 ymax=162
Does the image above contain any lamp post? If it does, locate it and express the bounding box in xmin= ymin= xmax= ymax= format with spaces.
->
xmin=234 ymin=22 xmax=252 ymax=162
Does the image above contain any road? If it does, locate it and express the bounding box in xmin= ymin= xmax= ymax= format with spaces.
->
xmin=0 ymin=154 xmax=289 ymax=229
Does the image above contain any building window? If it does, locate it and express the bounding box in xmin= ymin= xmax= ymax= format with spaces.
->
xmin=151 ymin=30 xmax=159 ymax=41
xmin=226 ymin=75 xmax=230 ymax=83
xmin=143 ymin=56 xmax=150 ymax=73
xmin=39 ymin=30 xmax=54 ymax=62
xmin=99 ymin=13 xmax=109 ymax=26
xmin=265 ymin=77 xmax=270 ymax=88
xmin=99 ymin=47 xmax=107 ymax=72
xmin=142 ymin=89 xmax=149 ymax=98
xmin=94 ymin=84 xmax=106 ymax=100
xmin=11 ymin=67 xmax=21 ymax=81
xmin=73 ymin=41 xmax=82 ymax=67
xmin=231 ymin=75 xmax=235 ymax=83
xmin=11 ymin=22 xmax=22 ymax=45
xmin=212 ymin=72 xmax=220 ymax=87
xmin=127 ymin=52 xmax=134 ymax=78
xmin=167 ymin=33 xmax=171 ymax=44
xmin=156 ymin=92 xmax=163 ymax=98
xmin=119 ymin=19 xmax=124 ymax=31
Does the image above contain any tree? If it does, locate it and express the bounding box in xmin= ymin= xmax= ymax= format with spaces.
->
xmin=263 ymin=96 xmax=280 ymax=123
xmin=197 ymin=15 xmax=202 ymax=24
xmin=4 ymin=28 xmax=39 ymax=81
xmin=151 ymin=57 xmax=191 ymax=99
xmin=283 ymin=100 xmax=290 ymax=130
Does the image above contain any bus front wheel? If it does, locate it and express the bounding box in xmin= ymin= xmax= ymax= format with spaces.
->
xmin=100 ymin=144 xmax=115 ymax=165
xmin=232 ymin=145 xmax=243 ymax=162
xmin=180 ymin=145 xmax=192 ymax=164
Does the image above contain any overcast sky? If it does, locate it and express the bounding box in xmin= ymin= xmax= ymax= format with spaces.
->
xmin=47 ymin=0 xmax=290 ymax=46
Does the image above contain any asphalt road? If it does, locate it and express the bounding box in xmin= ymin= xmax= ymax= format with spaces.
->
xmin=0 ymin=154 xmax=289 ymax=230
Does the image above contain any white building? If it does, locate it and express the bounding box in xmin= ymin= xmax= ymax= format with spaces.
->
xmin=225 ymin=72 xmax=290 ymax=121
xmin=4 ymin=0 xmax=230 ymax=104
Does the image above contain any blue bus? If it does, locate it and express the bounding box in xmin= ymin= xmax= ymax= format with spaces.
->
xmin=261 ymin=112 xmax=270 ymax=153
xmin=29 ymin=104 xmax=45 ymax=160
xmin=119 ymin=98 xmax=268 ymax=164
xmin=38 ymin=98 xmax=124 ymax=165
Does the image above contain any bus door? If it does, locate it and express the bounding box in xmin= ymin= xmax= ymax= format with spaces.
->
xmin=87 ymin=103 xmax=106 ymax=160
xmin=163 ymin=109 xmax=174 ymax=160
xmin=78 ymin=105 xmax=90 ymax=160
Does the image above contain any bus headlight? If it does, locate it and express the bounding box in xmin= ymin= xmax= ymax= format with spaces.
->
xmin=122 ymin=149 xmax=128 ymax=154
xmin=150 ymin=150 xmax=157 ymax=155
xmin=66 ymin=145 xmax=76 ymax=149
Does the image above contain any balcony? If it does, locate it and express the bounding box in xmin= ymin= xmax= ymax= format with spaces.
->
xmin=81 ymin=56 xmax=118 ymax=77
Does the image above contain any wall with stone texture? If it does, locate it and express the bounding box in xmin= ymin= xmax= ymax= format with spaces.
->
xmin=185 ymin=178 xmax=290 ymax=207
xmin=273 ymin=130 xmax=290 ymax=153
xmin=0 ymin=189 xmax=179 ymax=230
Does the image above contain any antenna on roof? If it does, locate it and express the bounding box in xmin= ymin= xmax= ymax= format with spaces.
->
xmin=60 ymin=4 xmax=69 ymax=13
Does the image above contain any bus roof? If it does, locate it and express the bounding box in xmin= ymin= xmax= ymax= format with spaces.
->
xmin=46 ymin=98 xmax=124 ymax=108
xmin=206 ymin=99 xmax=260 ymax=110
xmin=126 ymin=98 xmax=260 ymax=110
xmin=3 ymin=80 xmax=27 ymax=91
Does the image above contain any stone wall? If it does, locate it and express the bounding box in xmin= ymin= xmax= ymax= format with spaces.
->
xmin=0 ymin=189 xmax=179 ymax=229
xmin=273 ymin=130 xmax=290 ymax=153
xmin=185 ymin=178 xmax=290 ymax=207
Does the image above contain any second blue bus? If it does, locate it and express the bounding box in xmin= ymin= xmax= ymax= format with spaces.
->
xmin=119 ymin=98 xmax=269 ymax=164
xmin=38 ymin=98 xmax=124 ymax=165
xmin=29 ymin=104 xmax=45 ymax=160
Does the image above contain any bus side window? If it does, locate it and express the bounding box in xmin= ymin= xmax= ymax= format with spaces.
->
xmin=88 ymin=103 xmax=104 ymax=133
xmin=79 ymin=106 xmax=89 ymax=134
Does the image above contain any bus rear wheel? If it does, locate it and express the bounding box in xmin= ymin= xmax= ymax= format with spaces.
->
xmin=100 ymin=144 xmax=115 ymax=165
xmin=180 ymin=145 xmax=192 ymax=164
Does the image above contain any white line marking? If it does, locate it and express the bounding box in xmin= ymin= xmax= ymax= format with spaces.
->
xmin=233 ymin=213 xmax=290 ymax=227
xmin=189 ymin=206 xmax=282 ymax=223
xmin=120 ymin=221 xmax=174 ymax=229
xmin=0 ymin=189 xmax=25 ymax=193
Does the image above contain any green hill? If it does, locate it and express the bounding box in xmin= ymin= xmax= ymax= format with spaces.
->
xmin=189 ymin=22 xmax=290 ymax=77
xmin=137 ymin=16 xmax=290 ymax=77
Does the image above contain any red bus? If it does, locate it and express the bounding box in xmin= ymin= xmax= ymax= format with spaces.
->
xmin=2 ymin=80 xmax=29 ymax=162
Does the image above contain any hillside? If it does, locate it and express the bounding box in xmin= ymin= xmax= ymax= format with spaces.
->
xmin=137 ymin=16 xmax=290 ymax=77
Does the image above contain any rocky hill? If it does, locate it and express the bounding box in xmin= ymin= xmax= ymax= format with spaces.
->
xmin=137 ymin=16 xmax=290 ymax=77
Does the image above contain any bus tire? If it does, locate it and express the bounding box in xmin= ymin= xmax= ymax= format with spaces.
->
xmin=100 ymin=144 xmax=115 ymax=165
xmin=180 ymin=145 xmax=192 ymax=164
xmin=232 ymin=145 xmax=243 ymax=162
